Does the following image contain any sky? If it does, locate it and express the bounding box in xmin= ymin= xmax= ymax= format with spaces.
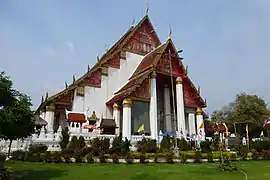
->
xmin=0 ymin=0 xmax=270 ymax=114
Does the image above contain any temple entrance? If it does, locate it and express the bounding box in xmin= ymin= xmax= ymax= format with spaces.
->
xmin=131 ymin=101 xmax=150 ymax=135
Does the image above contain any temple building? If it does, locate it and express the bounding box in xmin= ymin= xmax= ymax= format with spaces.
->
xmin=36 ymin=15 xmax=207 ymax=143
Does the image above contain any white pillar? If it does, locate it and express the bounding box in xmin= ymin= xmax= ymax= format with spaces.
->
xmin=113 ymin=103 xmax=121 ymax=135
xmin=196 ymin=107 xmax=205 ymax=141
xmin=122 ymin=98 xmax=132 ymax=140
xmin=150 ymin=71 xmax=158 ymax=140
xmin=163 ymin=84 xmax=172 ymax=132
xmin=45 ymin=104 xmax=55 ymax=132
xmin=188 ymin=113 xmax=196 ymax=136
xmin=176 ymin=77 xmax=186 ymax=137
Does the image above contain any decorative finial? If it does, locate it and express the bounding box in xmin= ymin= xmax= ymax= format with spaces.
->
xmin=131 ymin=15 xmax=135 ymax=27
xmin=145 ymin=0 xmax=149 ymax=15
xmin=105 ymin=45 xmax=108 ymax=52
xmin=168 ymin=25 xmax=172 ymax=39
xmin=41 ymin=96 xmax=44 ymax=103
xmin=198 ymin=85 xmax=200 ymax=94
xmin=97 ymin=55 xmax=100 ymax=62
xmin=205 ymin=98 xmax=207 ymax=105
xmin=73 ymin=75 xmax=75 ymax=83
xmin=185 ymin=65 xmax=188 ymax=75
xmin=87 ymin=65 xmax=90 ymax=72
xmin=45 ymin=92 xmax=48 ymax=100
xmin=65 ymin=81 xmax=68 ymax=88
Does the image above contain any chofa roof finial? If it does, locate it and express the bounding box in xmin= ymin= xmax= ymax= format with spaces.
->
xmin=168 ymin=25 xmax=172 ymax=39
xmin=87 ymin=65 xmax=90 ymax=72
xmin=41 ymin=96 xmax=44 ymax=103
xmin=65 ymin=81 xmax=68 ymax=89
xmin=73 ymin=75 xmax=76 ymax=83
xmin=185 ymin=65 xmax=188 ymax=76
xmin=145 ymin=0 xmax=149 ymax=15
xmin=198 ymin=85 xmax=201 ymax=94
xmin=97 ymin=55 xmax=100 ymax=62
xmin=45 ymin=92 xmax=48 ymax=100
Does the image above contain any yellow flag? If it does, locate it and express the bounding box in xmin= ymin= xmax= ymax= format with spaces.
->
xmin=199 ymin=123 xmax=204 ymax=129
xmin=223 ymin=123 xmax=229 ymax=137
xmin=260 ymin=131 xmax=264 ymax=137
xmin=137 ymin=124 xmax=144 ymax=133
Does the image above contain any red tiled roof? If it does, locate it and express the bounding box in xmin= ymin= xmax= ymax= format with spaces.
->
xmin=67 ymin=113 xmax=86 ymax=123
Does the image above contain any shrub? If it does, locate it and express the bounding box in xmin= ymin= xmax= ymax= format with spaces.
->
xmin=74 ymin=150 xmax=84 ymax=163
xmin=86 ymin=153 xmax=94 ymax=163
xmin=11 ymin=150 xmax=25 ymax=161
xmin=68 ymin=136 xmax=78 ymax=149
xmin=252 ymin=151 xmax=261 ymax=160
xmin=50 ymin=152 xmax=62 ymax=163
xmin=123 ymin=138 xmax=131 ymax=154
xmin=194 ymin=150 xmax=202 ymax=163
xmin=154 ymin=154 xmax=159 ymax=163
xmin=98 ymin=153 xmax=106 ymax=163
xmin=239 ymin=146 xmax=249 ymax=160
xmin=101 ymin=138 xmax=110 ymax=154
xmin=137 ymin=138 xmax=157 ymax=153
xmin=261 ymin=150 xmax=270 ymax=160
xmin=77 ymin=136 xmax=86 ymax=149
xmin=60 ymin=127 xmax=70 ymax=149
xmin=139 ymin=153 xmax=147 ymax=164
xmin=111 ymin=153 xmax=119 ymax=164
xmin=217 ymin=161 xmax=238 ymax=172
xmin=81 ymin=147 xmax=93 ymax=156
xmin=207 ymin=152 xmax=214 ymax=163
xmin=160 ymin=136 xmax=172 ymax=152
xmin=28 ymin=144 xmax=48 ymax=154
xmin=165 ymin=152 xmax=174 ymax=164
xmin=230 ymin=153 xmax=237 ymax=161
xmin=91 ymin=138 xmax=102 ymax=156
xmin=178 ymin=138 xmax=191 ymax=151
xmin=200 ymin=140 xmax=212 ymax=153
xmin=181 ymin=154 xmax=187 ymax=163
xmin=110 ymin=136 xmax=124 ymax=155
xmin=125 ymin=153 xmax=133 ymax=164
xmin=251 ymin=140 xmax=270 ymax=152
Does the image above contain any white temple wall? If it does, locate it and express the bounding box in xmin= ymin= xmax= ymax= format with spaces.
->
xmin=83 ymin=52 xmax=144 ymax=119
xmin=72 ymin=88 xmax=85 ymax=112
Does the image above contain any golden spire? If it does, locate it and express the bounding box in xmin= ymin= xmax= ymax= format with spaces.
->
xmin=73 ymin=75 xmax=76 ymax=83
xmin=65 ymin=81 xmax=68 ymax=89
xmin=45 ymin=92 xmax=48 ymax=100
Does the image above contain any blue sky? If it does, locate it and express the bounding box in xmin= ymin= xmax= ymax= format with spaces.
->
xmin=1 ymin=0 xmax=270 ymax=114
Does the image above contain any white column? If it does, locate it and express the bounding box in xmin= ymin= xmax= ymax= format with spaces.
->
xmin=188 ymin=113 xmax=196 ymax=136
xmin=150 ymin=71 xmax=158 ymax=140
xmin=45 ymin=104 xmax=55 ymax=132
xmin=196 ymin=107 xmax=205 ymax=141
xmin=113 ymin=103 xmax=121 ymax=135
xmin=176 ymin=77 xmax=186 ymax=137
xmin=163 ymin=84 xmax=172 ymax=132
xmin=122 ymin=98 xmax=132 ymax=140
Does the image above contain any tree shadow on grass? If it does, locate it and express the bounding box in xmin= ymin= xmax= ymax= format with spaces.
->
xmin=13 ymin=169 xmax=67 ymax=180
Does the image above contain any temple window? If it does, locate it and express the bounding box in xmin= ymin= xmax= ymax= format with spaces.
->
xmin=131 ymin=101 xmax=150 ymax=135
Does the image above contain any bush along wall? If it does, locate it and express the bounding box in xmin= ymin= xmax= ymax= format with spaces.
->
xmin=9 ymin=137 xmax=270 ymax=164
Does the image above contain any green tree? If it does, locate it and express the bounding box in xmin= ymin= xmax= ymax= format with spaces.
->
xmin=60 ymin=127 xmax=70 ymax=149
xmin=211 ymin=93 xmax=269 ymax=137
xmin=0 ymin=72 xmax=34 ymax=156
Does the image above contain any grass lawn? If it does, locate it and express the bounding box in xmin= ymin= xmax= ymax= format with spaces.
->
xmin=6 ymin=160 xmax=270 ymax=180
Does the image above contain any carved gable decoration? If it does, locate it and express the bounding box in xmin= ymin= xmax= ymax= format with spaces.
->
xmin=156 ymin=45 xmax=184 ymax=77
xmin=183 ymin=81 xmax=198 ymax=107
xmin=56 ymin=92 xmax=73 ymax=104
xmin=132 ymin=78 xmax=150 ymax=99
xmin=106 ymin=53 xmax=120 ymax=68
xmin=124 ymin=19 xmax=160 ymax=55
xmin=83 ymin=70 xmax=102 ymax=88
